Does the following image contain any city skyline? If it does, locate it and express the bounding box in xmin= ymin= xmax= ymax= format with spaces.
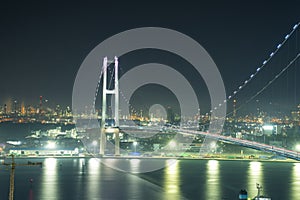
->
xmin=1 ymin=94 xmax=300 ymax=120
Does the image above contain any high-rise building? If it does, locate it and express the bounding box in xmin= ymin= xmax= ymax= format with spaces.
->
xmin=21 ymin=101 xmax=26 ymax=115
xmin=13 ymin=100 xmax=18 ymax=114
xmin=39 ymin=96 xmax=43 ymax=114
xmin=167 ymin=106 xmax=175 ymax=124
xmin=291 ymin=104 xmax=300 ymax=121
xmin=4 ymin=104 xmax=7 ymax=114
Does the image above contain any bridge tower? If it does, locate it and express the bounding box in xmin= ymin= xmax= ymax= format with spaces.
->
xmin=100 ymin=56 xmax=120 ymax=156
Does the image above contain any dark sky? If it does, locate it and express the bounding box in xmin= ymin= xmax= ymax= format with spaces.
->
xmin=0 ymin=1 xmax=299 ymax=115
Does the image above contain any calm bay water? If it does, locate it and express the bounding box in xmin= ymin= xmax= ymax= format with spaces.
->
xmin=0 ymin=122 xmax=299 ymax=199
xmin=0 ymin=158 xmax=299 ymax=200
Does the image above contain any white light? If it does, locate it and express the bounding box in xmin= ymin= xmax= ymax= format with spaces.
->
xmin=256 ymin=68 xmax=261 ymax=72
xmin=228 ymin=96 xmax=232 ymax=99
xmin=285 ymin=34 xmax=290 ymax=39
xmin=92 ymin=140 xmax=97 ymax=146
xmin=239 ymin=86 xmax=242 ymax=89
xmin=295 ymin=144 xmax=300 ymax=151
xmin=293 ymin=24 xmax=298 ymax=30
xmin=105 ymin=127 xmax=118 ymax=133
xmin=244 ymin=80 xmax=248 ymax=84
xmin=207 ymin=160 xmax=218 ymax=170
xmin=277 ymin=44 xmax=282 ymax=49
xmin=262 ymin=125 xmax=273 ymax=131
xmin=223 ymin=100 xmax=227 ymax=103
xmin=89 ymin=158 xmax=100 ymax=168
xmin=263 ymin=60 xmax=267 ymax=65
xmin=250 ymin=161 xmax=261 ymax=172
xmin=133 ymin=141 xmax=138 ymax=146
xmin=270 ymin=52 xmax=274 ymax=57
xmin=46 ymin=141 xmax=56 ymax=149
xmin=250 ymin=74 xmax=254 ymax=78
xmin=210 ymin=142 xmax=216 ymax=148
xmin=130 ymin=159 xmax=140 ymax=165
xmin=233 ymin=91 xmax=237 ymax=94
xmin=169 ymin=140 xmax=176 ymax=148
xmin=44 ymin=158 xmax=57 ymax=169
xmin=6 ymin=141 xmax=21 ymax=146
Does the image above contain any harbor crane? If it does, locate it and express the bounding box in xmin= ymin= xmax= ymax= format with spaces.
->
xmin=2 ymin=154 xmax=42 ymax=200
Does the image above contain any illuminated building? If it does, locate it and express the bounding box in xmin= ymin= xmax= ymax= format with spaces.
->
xmin=21 ymin=102 xmax=26 ymax=115
xmin=4 ymin=104 xmax=7 ymax=114
xmin=291 ymin=104 xmax=300 ymax=122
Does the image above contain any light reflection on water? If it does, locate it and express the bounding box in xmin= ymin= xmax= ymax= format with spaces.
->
xmin=41 ymin=158 xmax=59 ymax=200
xmin=1 ymin=158 xmax=300 ymax=199
xmin=130 ymin=159 xmax=141 ymax=172
xmin=79 ymin=158 xmax=86 ymax=172
xmin=163 ymin=159 xmax=181 ymax=199
xmin=87 ymin=158 xmax=101 ymax=199
xmin=247 ymin=161 xmax=263 ymax=197
xmin=291 ymin=163 xmax=300 ymax=199
xmin=205 ymin=160 xmax=220 ymax=199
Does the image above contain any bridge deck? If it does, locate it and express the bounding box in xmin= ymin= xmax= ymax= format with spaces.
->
xmin=180 ymin=129 xmax=300 ymax=161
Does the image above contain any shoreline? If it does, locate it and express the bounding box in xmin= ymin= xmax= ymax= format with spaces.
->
xmin=2 ymin=154 xmax=298 ymax=163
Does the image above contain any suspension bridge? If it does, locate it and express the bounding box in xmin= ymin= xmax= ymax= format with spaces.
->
xmin=94 ymin=22 xmax=300 ymax=160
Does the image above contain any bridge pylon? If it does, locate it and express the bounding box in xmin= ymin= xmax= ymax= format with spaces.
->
xmin=100 ymin=56 xmax=120 ymax=156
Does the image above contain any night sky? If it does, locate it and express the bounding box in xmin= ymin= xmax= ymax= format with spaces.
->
xmin=0 ymin=1 xmax=299 ymax=115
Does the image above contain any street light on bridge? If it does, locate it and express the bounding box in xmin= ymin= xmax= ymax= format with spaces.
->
xmin=295 ymin=144 xmax=300 ymax=151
